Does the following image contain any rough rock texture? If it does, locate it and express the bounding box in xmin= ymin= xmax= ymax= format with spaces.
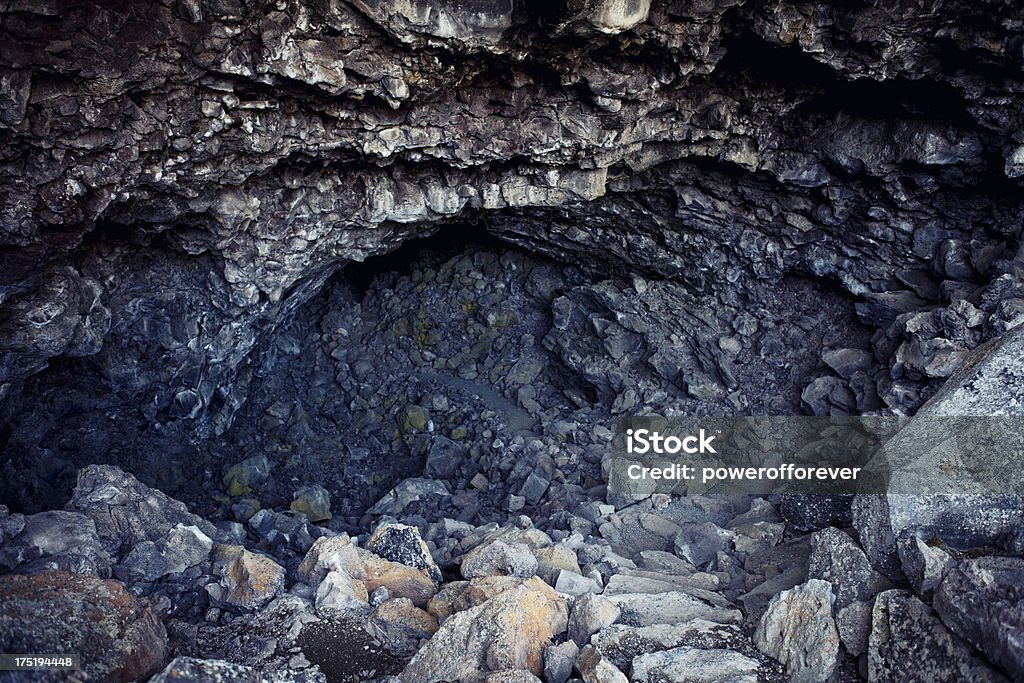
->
xmin=4 ymin=2 xmax=1024 ymax=681
xmin=398 ymin=576 xmax=568 ymax=682
xmin=807 ymin=527 xmax=891 ymax=656
xmin=754 ymin=579 xmax=839 ymax=683
xmin=208 ymin=544 xmax=288 ymax=611
xmin=932 ymin=556 xmax=1024 ymax=680
xmin=854 ymin=323 xmax=1024 ymax=577
xmin=0 ymin=570 xmax=168 ymax=681
xmin=5 ymin=0 xmax=1024 ymax=517
xmin=868 ymin=590 xmax=1008 ymax=683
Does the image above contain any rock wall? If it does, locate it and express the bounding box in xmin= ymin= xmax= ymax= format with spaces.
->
xmin=3 ymin=0 xmax=1024 ymax=443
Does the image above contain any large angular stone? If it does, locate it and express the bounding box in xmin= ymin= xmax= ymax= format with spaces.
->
xmin=208 ymin=544 xmax=287 ymax=611
xmin=807 ymin=527 xmax=890 ymax=655
xmin=399 ymin=577 xmax=567 ymax=682
xmin=854 ymin=325 xmax=1024 ymax=574
xmin=68 ymin=464 xmax=223 ymax=559
xmin=932 ymin=556 xmax=1024 ymax=680
xmin=0 ymin=571 xmax=167 ymax=681
xmin=568 ymin=592 xmax=621 ymax=647
xmin=368 ymin=522 xmax=443 ymax=583
xmin=314 ymin=570 xmax=370 ymax=617
xmin=869 ymin=590 xmax=1007 ymax=682
xmin=366 ymin=597 xmax=439 ymax=655
xmin=461 ymin=539 xmax=538 ymax=579
xmin=754 ymin=579 xmax=839 ymax=683
xmin=10 ymin=510 xmax=111 ymax=575
xmin=631 ymin=646 xmax=761 ymax=683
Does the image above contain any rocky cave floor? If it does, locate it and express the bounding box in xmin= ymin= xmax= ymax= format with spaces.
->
xmin=2 ymin=231 xmax=1021 ymax=682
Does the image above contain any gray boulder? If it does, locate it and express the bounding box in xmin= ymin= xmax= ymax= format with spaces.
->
xmin=754 ymin=579 xmax=839 ymax=683
xmin=68 ymin=464 xmax=224 ymax=560
xmin=631 ymin=646 xmax=761 ymax=683
xmin=461 ymin=539 xmax=538 ymax=579
xmin=933 ymin=556 xmax=1024 ymax=680
xmin=854 ymin=325 xmax=1024 ymax=575
xmin=869 ymin=589 xmax=1007 ymax=682
xmin=807 ymin=527 xmax=890 ymax=655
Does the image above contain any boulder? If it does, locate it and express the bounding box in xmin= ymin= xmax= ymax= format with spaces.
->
xmin=807 ymin=527 xmax=890 ymax=655
xmin=366 ymin=597 xmax=439 ymax=655
xmin=568 ymin=592 xmax=621 ymax=647
xmin=314 ymin=570 xmax=370 ymax=617
xmin=399 ymin=576 xmax=568 ymax=682
xmin=591 ymin=621 xmax=747 ymax=672
xmin=605 ymin=591 xmax=741 ymax=628
xmin=208 ymin=544 xmax=286 ymax=611
xmin=543 ymin=641 xmax=578 ymax=683
xmin=68 ymin=464 xmax=223 ymax=560
xmin=631 ymin=646 xmax=761 ymax=683
xmin=295 ymin=534 xmax=362 ymax=587
xmin=0 ymin=571 xmax=167 ymax=681
xmin=427 ymin=576 xmax=526 ymax=623
xmin=575 ymin=645 xmax=629 ymax=683
xmin=932 ymin=556 xmax=1024 ymax=679
xmin=754 ymin=579 xmax=839 ymax=683
xmin=368 ymin=522 xmax=443 ymax=583
xmin=672 ymin=522 xmax=734 ymax=570
xmin=296 ymin=533 xmax=437 ymax=606
xmin=461 ymin=539 xmax=538 ymax=579
xmin=10 ymin=510 xmax=111 ymax=575
xmin=121 ymin=523 xmax=213 ymax=581
xmin=869 ymin=589 xmax=1007 ymax=682
xmin=854 ymin=325 xmax=1024 ymax=574
xmin=290 ymin=484 xmax=332 ymax=523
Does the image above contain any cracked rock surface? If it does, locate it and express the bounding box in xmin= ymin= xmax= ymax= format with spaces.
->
xmin=3 ymin=1 xmax=1024 ymax=682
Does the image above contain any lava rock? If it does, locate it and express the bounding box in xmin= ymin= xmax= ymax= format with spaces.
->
xmin=367 ymin=597 xmax=439 ymax=655
xmin=9 ymin=510 xmax=111 ymax=576
xmin=295 ymin=534 xmax=362 ymax=587
xmin=314 ymin=569 xmax=370 ymax=617
xmin=932 ymin=556 xmax=1024 ymax=679
xmin=778 ymin=494 xmax=853 ymax=533
xmin=291 ymin=484 xmax=332 ymax=523
xmin=869 ymin=589 xmax=1007 ymax=682
xmin=807 ymin=527 xmax=891 ymax=655
xmin=223 ymin=455 xmax=272 ymax=497
xmin=855 ymin=324 xmax=1024 ymax=575
xmin=368 ymin=522 xmax=443 ymax=583
xmin=461 ymin=540 xmax=538 ymax=579
xmin=68 ymin=464 xmax=223 ymax=560
xmin=121 ymin=523 xmax=213 ymax=582
xmin=425 ymin=436 xmax=465 ymax=480
xmin=543 ymin=640 xmax=579 ymax=683
xmin=754 ymin=579 xmax=839 ymax=683
xmin=672 ymin=522 xmax=734 ymax=570
xmin=631 ymin=646 xmax=761 ymax=683
xmin=576 ymin=645 xmax=629 ymax=683
xmin=896 ymin=535 xmax=953 ymax=600
xmin=0 ymin=571 xmax=168 ymax=681
xmin=568 ymin=592 xmax=621 ymax=647
xmin=398 ymin=576 xmax=568 ymax=682
xmin=208 ymin=545 xmax=287 ymax=611
xmin=368 ymin=477 xmax=450 ymax=516
xmin=554 ymin=569 xmax=602 ymax=596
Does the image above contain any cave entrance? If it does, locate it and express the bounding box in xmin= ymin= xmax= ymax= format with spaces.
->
xmin=0 ymin=221 xmax=881 ymax=543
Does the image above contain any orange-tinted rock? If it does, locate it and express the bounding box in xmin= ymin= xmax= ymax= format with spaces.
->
xmin=296 ymin=534 xmax=437 ymax=606
xmin=428 ymin=576 xmax=529 ymax=623
xmin=361 ymin=550 xmax=438 ymax=607
xmin=0 ymin=570 xmax=167 ymax=682
xmin=400 ymin=576 xmax=568 ymax=682
xmin=208 ymin=544 xmax=286 ymax=611
xmin=367 ymin=597 xmax=439 ymax=654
